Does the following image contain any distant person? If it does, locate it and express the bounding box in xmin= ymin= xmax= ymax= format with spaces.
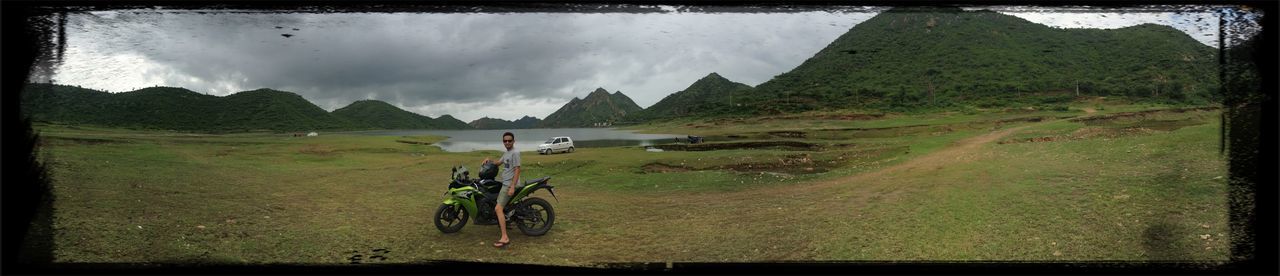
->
xmin=482 ymin=132 xmax=520 ymax=248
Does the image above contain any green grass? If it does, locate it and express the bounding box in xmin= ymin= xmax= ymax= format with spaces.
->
xmin=810 ymin=112 xmax=1227 ymax=260
xmin=32 ymin=106 xmax=1228 ymax=264
xmin=625 ymin=107 xmax=1080 ymax=137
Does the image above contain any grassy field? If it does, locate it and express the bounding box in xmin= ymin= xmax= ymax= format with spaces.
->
xmin=31 ymin=104 xmax=1228 ymax=265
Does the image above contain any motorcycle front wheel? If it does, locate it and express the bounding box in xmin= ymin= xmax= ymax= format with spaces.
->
xmin=514 ymin=197 xmax=555 ymax=236
xmin=434 ymin=203 xmax=469 ymax=233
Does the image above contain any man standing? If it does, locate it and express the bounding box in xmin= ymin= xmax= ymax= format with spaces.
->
xmin=483 ymin=132 xmax=520 ymax=248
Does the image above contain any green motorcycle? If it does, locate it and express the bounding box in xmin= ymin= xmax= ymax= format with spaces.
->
xmin=433 ymin=163 xmax=558 ymax=236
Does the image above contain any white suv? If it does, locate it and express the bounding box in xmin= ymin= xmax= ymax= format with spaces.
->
xmin=538 ymin=136 xmax=574 ymax=154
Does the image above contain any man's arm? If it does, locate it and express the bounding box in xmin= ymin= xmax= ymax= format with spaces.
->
xmin=508 ymin=166 xmax=520 ymax=195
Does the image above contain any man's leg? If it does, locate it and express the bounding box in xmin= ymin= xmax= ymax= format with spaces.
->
xmin=494 ymin=187 xmax=511 ymax=246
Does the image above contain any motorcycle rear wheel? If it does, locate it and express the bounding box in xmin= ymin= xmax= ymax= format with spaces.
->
xmin=514 ymin=197 xmax=555 ymax=236
xmin=434 ymin=203 xmax=469 ymax=233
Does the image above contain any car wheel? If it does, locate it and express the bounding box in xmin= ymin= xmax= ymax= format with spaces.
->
xmin=568 ymin=147 xmax=575 ymax=153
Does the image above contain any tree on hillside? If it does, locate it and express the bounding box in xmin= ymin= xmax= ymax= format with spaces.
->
xmin=925 ymin=68 xmax=940 ymax=106
xmin=1151 ymin=70 xmax=1170 ymax=98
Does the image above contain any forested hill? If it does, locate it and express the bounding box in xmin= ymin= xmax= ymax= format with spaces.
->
xmin=20 ymin=84 xmax=470 ymax=132
xmin=734 ymin=7 xmax=1219 ymax=114
xmin=469 ymin=116 xmax=542 ymax=129
xmin=539 ymin=88 xmax=643 ymax=128
xmin=628 ymin=72 xmax=754 ymax=121
xmin=332 ymin=100 xmax=472 ymax=130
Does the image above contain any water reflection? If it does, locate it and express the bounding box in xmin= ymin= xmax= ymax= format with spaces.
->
xmin=346 ymin=128 xmax=684 ymax=152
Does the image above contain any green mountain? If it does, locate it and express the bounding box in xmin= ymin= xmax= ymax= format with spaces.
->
xmin=433 ymin=115 xmax=472 ymax=130
xmin=20 ymin=84 xmax=357 ymax=132
xmin=217 ymin=88 xmax=363 ymax=131
xmin=629 ymin=72 xmax=754 ymax=120
xmin=20 ymin=84 xmax=163 ymax=128
xmin=734 ymin=7 xmax=1220 ymax=114
xmin=469 ymin=117 xmax=511 ymax=129
xmin=511 ymin=116 xmax=542 ymax=129
xmin=539 ymin=88 xmax=643 ymax=128
xmin=331 ymin=99 xmax=470 ymax=130
xmin=20 ymin=84 xmax=471 ymax=132
xmin=469 ymin=116 xmax=543 ymax=129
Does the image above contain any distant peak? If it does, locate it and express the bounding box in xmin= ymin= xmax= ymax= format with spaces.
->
xmin=588 ymin=88 xmax=611 ymax=97
xmin=692 ymin=72 xmax=733 ymax=85
xmin=883 ymin=6 xmax=966 ymax=13
xmin=249 ymin=88 xmax=282 ymax=92
xmin=702 ymin=72 xmax=728 ymax=81
xmin=243 ymin=88 xmax=300 ymax=95
xmin=353 ymin=99 xmax=393 ymax=106
xmin=134 ymin=86 xmax=198 ymax=94
xmin=1120 ymin=23 xmax=1178 ymax=32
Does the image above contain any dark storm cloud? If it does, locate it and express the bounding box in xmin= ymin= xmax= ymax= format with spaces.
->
xmin=140 ymin=12 xmax=600 ymax=103
xmin=54 ymin=9 xmax=876 ymax=121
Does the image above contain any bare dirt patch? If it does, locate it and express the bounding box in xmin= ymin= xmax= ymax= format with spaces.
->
xmin=1107 ymin=118 xmax=1210 ymax=131
xmin=767 ymin=131 xmax=807 ymax=138
xmin=640 ymin=153 xmax=835 ymax=175
xmin=650 ymin=141 xmax=822 ymax=151
xmin=816 ymin=124 xmax=933 ymax=132
xmin=999 ymin=126 xmax=1164 ymax=144
xmin=1070 ymin=106 xmax=1220 ymax=124
xmin=994 ymin=116 xmax=1048 ymax=124
xmin=761 ymin=113 xmax=886 ymax=121
xmin=394 ymin=139 xmax=432 ymax=145
xmin=716 ymin=153 xmax=830 ymax=174
xmin=811 ymin=124 xmax=940 ymax=139
xmin=44 ymin=137 xmax=127 ymax=145
xmin=998 ymin=136 xmax=1064 ymax=144
xmin=1072 ymin=127 xmax=1159 ymax=139
xmin=298 ymin=144 xmax=336 ymax=155
xmin=640 ymin=162 xmax=692 ymax=173
xmin=808 ymin=116 xmax=1056 ymax=140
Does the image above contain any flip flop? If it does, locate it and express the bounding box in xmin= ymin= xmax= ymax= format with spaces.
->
xmin=493 ymin=240 xmax=510 ymax=248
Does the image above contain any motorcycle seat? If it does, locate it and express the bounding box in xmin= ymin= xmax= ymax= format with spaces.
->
xmin=522 ymin=176 xmax=550 ymax=186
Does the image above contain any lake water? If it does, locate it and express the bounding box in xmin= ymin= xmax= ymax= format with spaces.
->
xmin=347 ymin=128 xmax=685 ymax=152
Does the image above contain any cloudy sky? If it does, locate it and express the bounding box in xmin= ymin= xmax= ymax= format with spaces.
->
xmin=46 ymin=6 xmax=1225 ymax=122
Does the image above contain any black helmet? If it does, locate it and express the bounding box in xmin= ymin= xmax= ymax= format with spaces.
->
xmin=479 ymin=161 xmax=499 ymax=180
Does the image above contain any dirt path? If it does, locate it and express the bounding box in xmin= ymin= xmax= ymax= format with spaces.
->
xmin=810 ymin=123 xmax=1035 ymax=189
xmin=646 ymin=122 xmax=1044 ymax=204
xmin=551 ymin=120 xmax=1053 ymax=262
